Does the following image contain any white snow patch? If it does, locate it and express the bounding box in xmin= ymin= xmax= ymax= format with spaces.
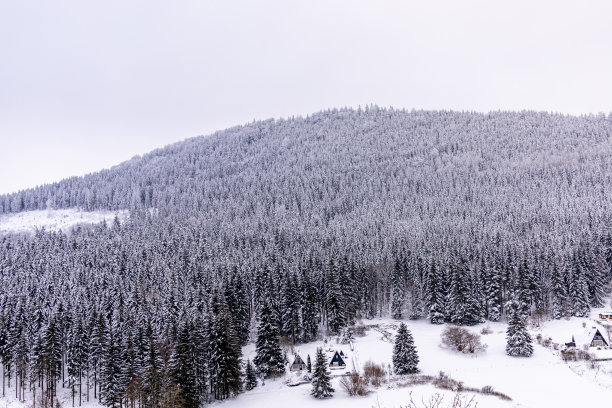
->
xmin=0 ymin=208 xmax=129 ymax=235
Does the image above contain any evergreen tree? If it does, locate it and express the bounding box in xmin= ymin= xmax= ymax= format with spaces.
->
xmin=120 ymin=328 xmax=139 ymax=408
xmin=142 ymin=320 xmax=163 ymax=407
xmin=481 ymin=256 xmax=501 ymax=321
xmin=391 ymin=258 xmax=405 ymax=319
xmin=425 ymin=261 xmax=444 ymax=324
xmin=170 ymin=322 xmax=198 ymax=408
xmin=281 ymin=271 xmax=302 ymax=343
xmin=300 ymin=271 xmax=319 ymax=342
xmin=306 ymin=354 xmax=312 ymax=373
xmin=569 ymin=254 xmax=590 ymax=317
xmin=340 ymin=326 xmax=354 ymax=344
xmin=447 ymin=256 xmax=482 ymax=325
xmin=326 ymin=259 xmax=346 ymax=334
xmin=392 ymin=322 xmax=419 ymax=374
xmin=254 ymin=300 xmax=285 ymax=377
xmin=100 ymin=326 xmax=122 ymax=408
xmin=43 ymin=315 xmax=63 ymax=401
xmin=550 ymin=261 xmax=567 ymax=319
xmin=311 ymin=348 xmax=333 ymax=399
xmin=208 ymin=291 xmax=243 ymax=399
xmin=505 ymin=299 xmax=533 ymax=357
xmin=343 ymin=259 xmax=359 ymax=326
xmin=409 ymin=273 xmax=424 ymax=320
xmin=225 ymin=271 xmax=251 ymax=345
xmin=244 ymin=360 xmax=257 ymax=391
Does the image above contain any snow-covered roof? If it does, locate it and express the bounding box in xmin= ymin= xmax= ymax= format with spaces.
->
xmin=570 ymin=324 xmax=610 ymax=348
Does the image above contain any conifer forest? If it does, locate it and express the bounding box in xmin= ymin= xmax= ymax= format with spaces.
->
xmin=1 ymin=108 xmax=612 ymax=407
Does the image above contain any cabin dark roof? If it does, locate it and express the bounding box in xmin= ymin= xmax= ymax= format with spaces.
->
xmin=292 ymin=354 xmax=305 ymax=365
xmin=330 ymin=351 xmax=346 ymax=366
xmin=591 ymin=329 xmax=609 ymax=346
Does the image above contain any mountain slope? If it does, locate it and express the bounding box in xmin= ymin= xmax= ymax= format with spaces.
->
xmin=2 ymin=108 xmax=612 ymax=254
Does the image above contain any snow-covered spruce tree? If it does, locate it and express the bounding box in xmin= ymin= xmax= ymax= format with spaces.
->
xmin=120 ymin=329 xmax=138 ymax=408
xmin=569 ymin=253 xmax=590 ymax=317
xmin=341 ymin=326 xmax=355 ymax=344
xmin=281 ymin=271 xmax=302 ymax=343
xmin=484 ymin=260 xmax=502 ymax=321
xmin=391 ymin=258 xmax=405 ymax=319
xmin=244 ymin=360 xmax=258 ymax=391
xmin=517 ymin=258 xmax=534 ymax=319
xmin=505 ymin=299 xmax=533 ymax=357
xmin=43 ymin=314 xmax=63 ymax=402
xmin=169 ymin=322 xmax=198 ymax=408
xmin=67 ymin=316 xmax=88 ymax=406
xmin=425 ymin=261 xmax=445 ymax=324
xmin=447 ymin=256 xmax=482 ymax=325
xmin=326 ymin=259 xmax=346 ymax=335
xmin=100 ymin=326 xmax=122 ymax=408
xmin=311 ymin=348 xmax=334 ymax=399
xmin=142 ymin=320 xmax=163 ymax=407
xmin=578 ymin=243 xmax=608 ymax=308
xmin=550 ymin=261 xmax=567 ymax=319
xmin=208 ymin=290 xmax=243 ymax=400
xmin=343 ymin=259 xmax=359 ymax=326
xmin=224 ymin=270 xmax=251 ymax=345
xmin=392 ymin=322 xmax=419 ymax=374
xmin=307 ymin=354 xmax=312 ymax=373
xmin=254 ymin=299 xmax=285 ymax=377
xmin=465 ymin=273 xmax=485 ymax=325
xmin=301 ymin=269 xmax=319 ymax=342
xmin=409 ymin=273 xmax=425 ymax=320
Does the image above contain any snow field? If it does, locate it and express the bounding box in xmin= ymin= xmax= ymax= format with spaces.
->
xmin=0 ymin=209 xmax=129 ymax=235
xmin=232 ymin=311 xmax=612 ymax=408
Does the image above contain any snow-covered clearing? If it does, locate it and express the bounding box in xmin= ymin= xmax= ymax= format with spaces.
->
xmin=229 ymin=313 xmax=611 ymax=408
xmin=3 ymin=307 xmax=612 ymax=408
xmin=0 ymin=209 xmax=129 ymax=235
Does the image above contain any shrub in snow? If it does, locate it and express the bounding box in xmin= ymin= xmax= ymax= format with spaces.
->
xmin=561 ymin=349 xmax=593 ymax=362
xmin=354 ymin=326 xmax=367 ymax=337
xmin=339 ymin=371 xmax=369 ymax=396
xmin=441 ymin=326 xmax=487 ymax=354
xmin=405 ymin=390 xmax=477 ymax=408
xmin=311 ymin=348 xmax=334 ymax=398
xmin=392 ymin=322 xmax=419 ymax=374
xmin=363 ymin=361 xmax=386 ymax=386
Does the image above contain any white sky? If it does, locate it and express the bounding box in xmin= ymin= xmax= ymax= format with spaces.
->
xmin=1 ymin=0 xmax=611 ymax=195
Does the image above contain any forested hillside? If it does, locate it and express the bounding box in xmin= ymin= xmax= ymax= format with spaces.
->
xmin=1 ymin=108 xmax=611 ymax=407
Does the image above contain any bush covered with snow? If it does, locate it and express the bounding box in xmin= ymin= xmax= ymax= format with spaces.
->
xmin=441 ymin=326 xmax=487 ymax=354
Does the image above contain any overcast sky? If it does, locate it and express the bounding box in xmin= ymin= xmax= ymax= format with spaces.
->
xmin=1 ymin=0 xmax=611 ymax=194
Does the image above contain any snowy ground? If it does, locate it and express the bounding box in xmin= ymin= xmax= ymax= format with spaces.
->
xmin=0 ymin=208 xmax=129 ymax=235
xmin=2 ymin=306 xmax=612 ymax=408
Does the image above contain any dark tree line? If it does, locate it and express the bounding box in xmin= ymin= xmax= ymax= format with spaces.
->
xmin=0 ymin=220 xmax=610 ymax=406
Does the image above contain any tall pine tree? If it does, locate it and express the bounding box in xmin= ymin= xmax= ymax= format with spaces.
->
xmin=254 ymin=299 xmax=285 ymax=377
xmin=311 ymin=348 xmax=333 ymax=399
xmin=392 ymin=322 xmax=419 ymax=374
xmin=505 ymin=299 xmax=533 ymax=357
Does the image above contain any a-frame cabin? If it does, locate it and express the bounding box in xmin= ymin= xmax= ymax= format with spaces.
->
xmin=590 ymin=328 xmax=609 ymax=348
xmin=329 ymin=351 xmax=346 ymax=369
xmin=290 ymin=354 xmax=307 ymax=371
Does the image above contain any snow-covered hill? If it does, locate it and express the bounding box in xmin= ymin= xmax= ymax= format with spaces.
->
xmin=0 ymin=208 xmax=129 ymax=235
